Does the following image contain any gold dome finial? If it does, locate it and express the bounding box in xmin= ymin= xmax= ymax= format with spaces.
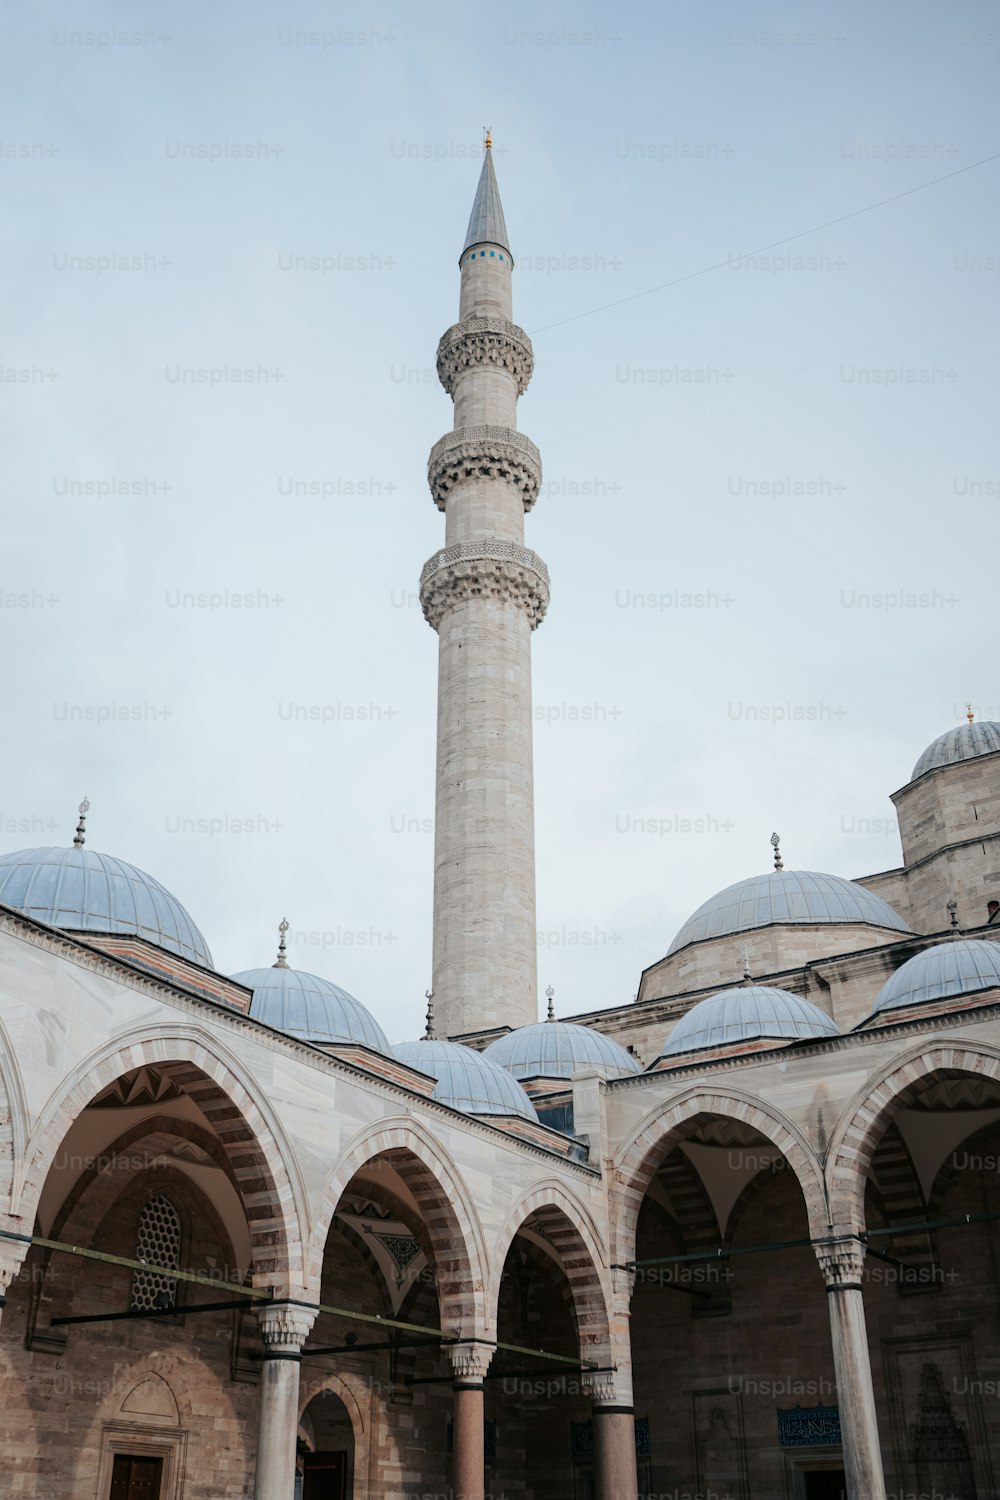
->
xmin=967 ymin=702 xmax=975 ymax=724
xmin=273 ymin=917 xmax=290 ymax=969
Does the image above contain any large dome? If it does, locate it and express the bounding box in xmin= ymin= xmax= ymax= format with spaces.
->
xmin=0 ymin=845 xmax=212 ymax=967
xmin=659 ymin=984 xmax=839 ymax=1059
xmin=667 ymin=870 xmax=911 ymax=955
xmin=910 ymin=720 xmax=1000 ymax=782
xmin=234 ymin=965 xmax=389 ymax=1053
xmin=871 ymin=939 xmax=1000 ymax=1017
xmin=394 ymin=1039 xmax=537 ymax=1120
xmin=484 ymin=1021 xmax=641 ymax=1082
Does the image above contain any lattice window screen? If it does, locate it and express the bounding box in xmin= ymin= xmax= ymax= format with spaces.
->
xmin=130 ymin=1194 xmax=181 ymax=1311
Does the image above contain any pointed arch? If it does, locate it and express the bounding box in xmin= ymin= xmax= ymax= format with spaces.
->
xmin=826 ymin=1039 xmax=1000 ymax=1229
xmin=611 ymin=1084 xmax=829 ymax=1270
xmin=311 ymin=1116 xmax=488 ymax=1336
xmin=0 ymin=1007 xmax=28 ymax=1215
xmin=18 ymin=1023 xmax=309 ymax=1291
xmin=488 ymin=1180 xmax=612 ymax=1360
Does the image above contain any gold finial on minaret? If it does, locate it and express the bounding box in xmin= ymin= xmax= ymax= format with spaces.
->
xmin=73 ymin=797 xmax=90 ymax=849
xmin=967 ymin=703 xmax=975 ymax=724
xmin=545 ymin=985 xmax=555 ymax=1022
xmin=273 ymin=917 xmax=290 ymax=969
xmin=484 ymin=126 xmax=492 ymax=151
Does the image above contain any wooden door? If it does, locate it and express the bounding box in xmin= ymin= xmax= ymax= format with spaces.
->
xmin=109 ymin=1454 xmax=164 ymax=1500
xmin=303 ymin=1450 xmax=347 ymax=1500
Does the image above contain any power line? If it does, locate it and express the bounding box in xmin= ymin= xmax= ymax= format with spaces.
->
xmin=531 ymin=151 xmax=1000 ymax=335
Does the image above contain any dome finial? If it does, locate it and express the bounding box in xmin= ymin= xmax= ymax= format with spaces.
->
xmin=740 ymin=944 xmax=753 ymax=986
xmin=770 ymin=831 xmax=783 ymax=871
xmin=73 ymin=797 xmax=90 ymax=849
xmin=545 ymin=984 xmax=555 ymax=1022
xmin=947 ymin=898 xmax=960 ymax=934
xmin=967 ymin=702 xmax=975 ymax=724
xmin=273 ymin=917 xmax=290 ymax=969
xmin=424 ymin=988 xmax=437 ymax=1040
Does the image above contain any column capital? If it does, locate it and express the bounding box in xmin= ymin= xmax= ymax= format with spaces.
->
xmin=815 ymin=1237 xmax=867 ymax=1290
xmin=583 ymin=1372 xmax=619 ymax=1406
xmin=446 ymin=1341 xmax=494 ymax=1384
xmin=256 ymin=1301 xmax=316 ymax=1353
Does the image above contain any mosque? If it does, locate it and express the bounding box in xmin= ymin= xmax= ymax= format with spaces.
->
xmin=1 ymin=141 xmax=999 ymax=1500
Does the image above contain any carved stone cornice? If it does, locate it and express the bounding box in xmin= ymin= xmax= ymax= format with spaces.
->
xmin=257 ymin=1302 xmax=316 ymax=1351
xmin=427 ymin=425 xmax=542 ymax=513
xmin=815 ymin=1238 xmax=866 ymax=1290
xmin=436 ymin=317 xmax=534 ymax=397
xmin=446 ymin=1341 xmax=494 ymax=1382
xmin=419 ymin=541 xmax=550 ymax=631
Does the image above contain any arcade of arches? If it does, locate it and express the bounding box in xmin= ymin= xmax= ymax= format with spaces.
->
xmin=1 ymin=917 xmax=1000 ymax=1497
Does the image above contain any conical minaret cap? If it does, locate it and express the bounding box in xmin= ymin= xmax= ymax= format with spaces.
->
xmin=462 ymin=144 xmax=512 ymax=261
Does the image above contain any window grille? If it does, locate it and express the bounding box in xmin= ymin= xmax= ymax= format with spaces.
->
xmin=130 ymin=1194 xmax=181 ymax=1311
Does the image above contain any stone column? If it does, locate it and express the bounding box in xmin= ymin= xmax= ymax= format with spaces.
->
xmin=587 ymin=1373 xmax=638 ymax=1500
xmin=253 ymin=1303 xmax=315 ymax=1500
xmin=815 ymin=1241 xmax=886 ymax=1500
xmin=447 ymin=1342 xmax=493 ymax=1500
xmin=0 ymin=1232 xmax=30 ymax=1331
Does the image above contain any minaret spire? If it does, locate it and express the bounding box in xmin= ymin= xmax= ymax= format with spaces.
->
xmin=419 ymin=141 xmax=547 ymax=1038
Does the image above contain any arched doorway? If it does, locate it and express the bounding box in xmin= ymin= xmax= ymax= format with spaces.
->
xmin=298 ymin=1389 xmax=356 ymax=1500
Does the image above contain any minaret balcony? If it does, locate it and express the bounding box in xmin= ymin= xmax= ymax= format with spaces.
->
xmin=419 ymin=539 xmax=550 ymax=631
xmin=427 ymin=425 xmax=541 ymax=513
xmin=436 ymin=315 xmax=534 ymax=397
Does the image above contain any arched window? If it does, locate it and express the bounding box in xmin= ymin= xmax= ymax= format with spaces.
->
xmin=130 ymin=1193 xmax=181 ymax=1312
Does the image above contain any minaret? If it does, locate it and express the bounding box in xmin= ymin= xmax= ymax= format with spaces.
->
xmin=419 ymin=135 xmax=548 ymax=1038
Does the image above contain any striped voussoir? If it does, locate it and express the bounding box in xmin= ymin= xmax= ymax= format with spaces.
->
xmin=17 ymin=1039 xmax=304 ymax=1293
xmin=310 ymin=1124 xmax=486 ymax=1335
xmin=611 ymin=1090 xmax=830 ymax=1271
xmin=827 ymin=1043 xmax=1000 ymax=1229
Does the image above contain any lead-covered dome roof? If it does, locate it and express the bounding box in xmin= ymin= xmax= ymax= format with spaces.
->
xmin=660 ymin=984 xmax=840 ymax=1058
xmin=484 ymin=1021 xmax=641 ymax=1082
xmin=233 ymin=965 xmax=389 ymax=1053
xmin=871 ymin=939 xmax=1000 ymax=1017
xmin=668 ymin=869 xmax=911 ymax=955
xmin=394 ymin=1039 xmax=537 ymax=1120
xmin=910 ymin=720 xmax=1000 ymax=782
xmin=0 ymin=845 xmax=212 ymax=967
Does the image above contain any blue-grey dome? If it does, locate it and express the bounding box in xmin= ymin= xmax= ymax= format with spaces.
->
xmin=660 ymin=985 xmax=840 ymax=1058
xmin=0 ymin=845 xmax=212 ymax=967
xmin=911 ymin=721 xmax=1000 ymax=782
xmin=394 ymin=1040 xmax=537 ymax=1120
xmin=668 ymin=869 xmax=911 ymax=955
xmin=871 ymin=939 xmax=1000 ymax=1016
xmin=484 ymin=1021 xmax=641 ymax=1082
xmin=233 ymin=965 xmax=389 ymax=1052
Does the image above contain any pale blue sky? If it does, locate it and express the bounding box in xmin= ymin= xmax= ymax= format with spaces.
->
xmin=3 ymin=0 xmax=999 ymax=1040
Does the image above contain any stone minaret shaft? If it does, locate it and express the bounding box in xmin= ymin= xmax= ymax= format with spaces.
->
xmin=420 ymin=142 xmax=548 ymax=1039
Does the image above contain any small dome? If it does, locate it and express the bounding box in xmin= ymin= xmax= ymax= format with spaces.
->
xmin=394 ymin=1039 xmax=537 ymax=1120
xmin=910 ymin=721 xmax=1000 ymax=782
xmin=871 ymin=939 xmax=1000 ymax=1016
xmin=660 ymin=985 xmax=840 ymax=1059
xmin=484 ymin=1021 xmax=641 ymax=1082
xmin=0 ymin=845 xmax=212 ymax=967
xmin=234 ymin=966 xmax=389 ymax=1053
xmin=668 ymin=870 xmax=911 ymax=955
